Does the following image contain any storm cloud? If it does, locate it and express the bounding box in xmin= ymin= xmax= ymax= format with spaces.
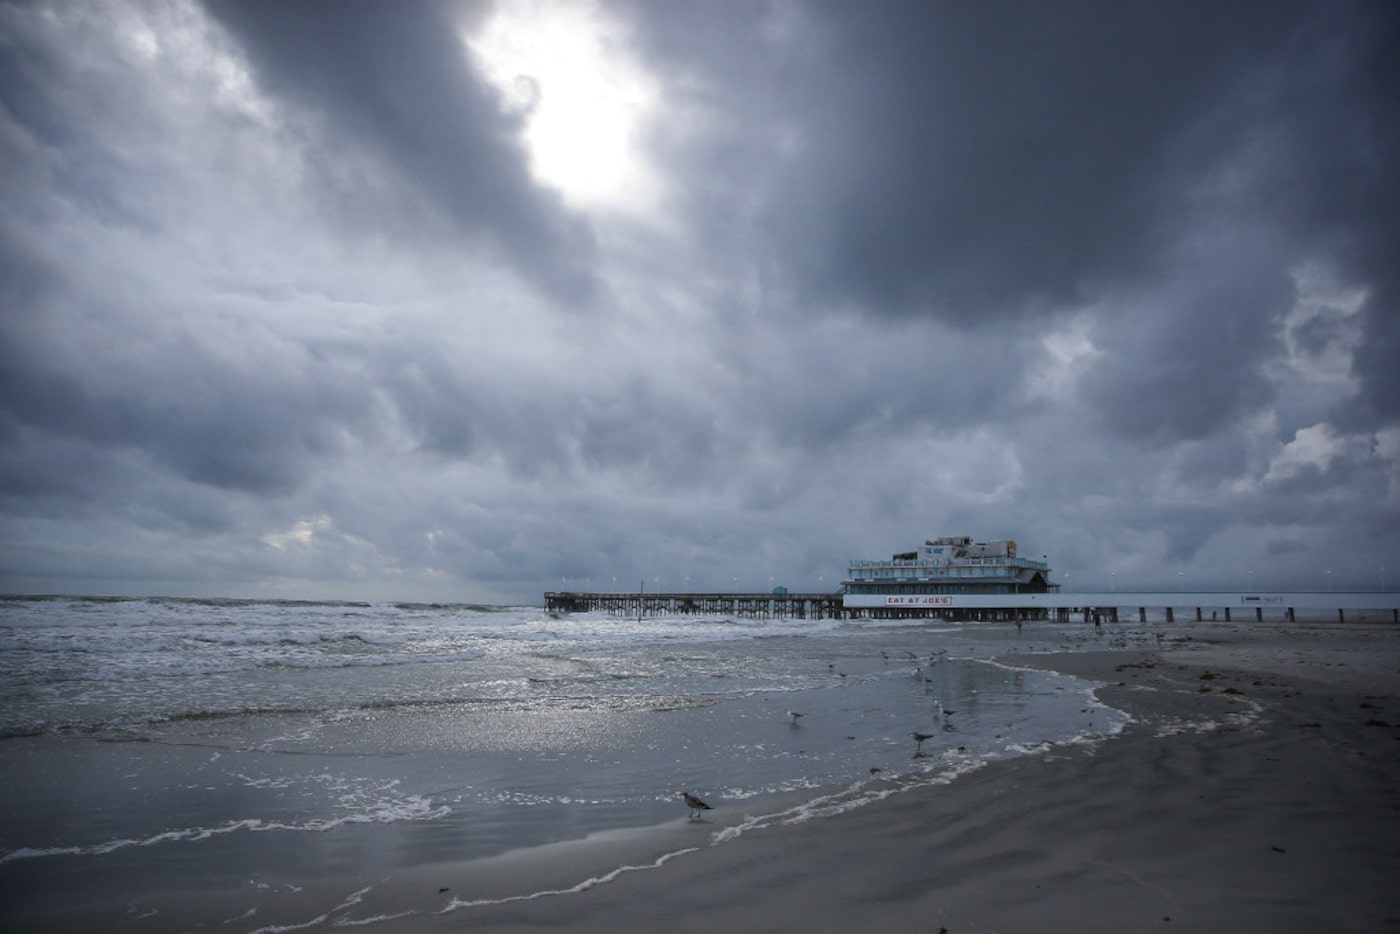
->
xmin=0 ymin=0 xmax=1395 ymax=601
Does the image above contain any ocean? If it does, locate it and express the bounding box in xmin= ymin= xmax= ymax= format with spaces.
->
xmin=0 ymin=596 xmax=1139 ymax=928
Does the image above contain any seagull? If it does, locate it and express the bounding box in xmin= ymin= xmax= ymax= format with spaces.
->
xmin=912 ymin=730 xmax=935 ymax=755
xmin=787 ymin=710 xmax=805 ymax=724
xmin=682 ymin=792 xmax=713 ymax=819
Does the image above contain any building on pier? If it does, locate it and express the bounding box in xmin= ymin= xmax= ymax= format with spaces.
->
xmin=844 ymin=536 xmax=1055 ymax=597
xmin=840 ymin=536 xmax=1055 ymax=619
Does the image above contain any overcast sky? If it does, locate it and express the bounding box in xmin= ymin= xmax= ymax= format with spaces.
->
xmin=2 ymin=0 xmax=1397 ymax=603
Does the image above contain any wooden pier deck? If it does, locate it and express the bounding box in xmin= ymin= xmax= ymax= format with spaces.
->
xmin=544 ymin=591 xmax=846 ymax=619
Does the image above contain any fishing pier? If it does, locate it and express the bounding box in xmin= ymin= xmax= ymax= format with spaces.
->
xmin=545 ymin=590 xmax=1400 ymax=623
xmin=548 ymin=536 xmax=1398 ymax=623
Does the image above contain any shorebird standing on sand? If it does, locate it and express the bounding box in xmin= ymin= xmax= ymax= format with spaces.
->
xmin=787 ymin=709 xmax=805 ymax=724
xmin=911 ymin=730 xmax=935 ymax=756
xmin=682 ymin=792 xmax=713 ymax=819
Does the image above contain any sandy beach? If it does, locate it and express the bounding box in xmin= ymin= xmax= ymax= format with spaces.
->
xmin=9 ymin=618 xmax=1399 ymax=933
xmin=394 ymin=620 xmax=1400 ymax=932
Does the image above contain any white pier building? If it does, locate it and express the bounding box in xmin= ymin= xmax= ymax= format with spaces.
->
xmin=843 ymin=535 xmax=1055 ymax=615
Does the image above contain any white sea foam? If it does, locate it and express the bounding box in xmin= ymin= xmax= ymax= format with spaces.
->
xmin=0 ymin=790 xmax=450 ymax=865
xmin=438 ymin=847 xmax=702 ymax=912
xmin=709 ymin=758 xmax=992 ymax=846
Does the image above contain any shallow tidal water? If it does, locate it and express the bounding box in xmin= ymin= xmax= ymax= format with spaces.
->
xmin=0 ymin=598 xmax=1141 ymax=924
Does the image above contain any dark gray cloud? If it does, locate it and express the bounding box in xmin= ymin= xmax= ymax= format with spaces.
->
xmin=0 ymin=236 xmax=373 ymax=499
xmin=628 ymin=1 xmax=1295 ymax=312
xmin=626 ymin=0 xmax=1399 ymax=415
xmin=202 ymin=0 xmax=598 ymax=302
xmin=1082 ymin=238 xmax=1295 ymax=446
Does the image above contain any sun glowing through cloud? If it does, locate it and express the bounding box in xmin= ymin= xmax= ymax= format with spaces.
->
xmin=467 ymin=0 xmax=662 ymax=215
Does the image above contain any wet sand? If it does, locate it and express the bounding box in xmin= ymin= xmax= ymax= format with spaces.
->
xmin=416 ymin=620 xmax=1400 ymax=932
xmin=11 ymin=619 xmax=1400 ymax=932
